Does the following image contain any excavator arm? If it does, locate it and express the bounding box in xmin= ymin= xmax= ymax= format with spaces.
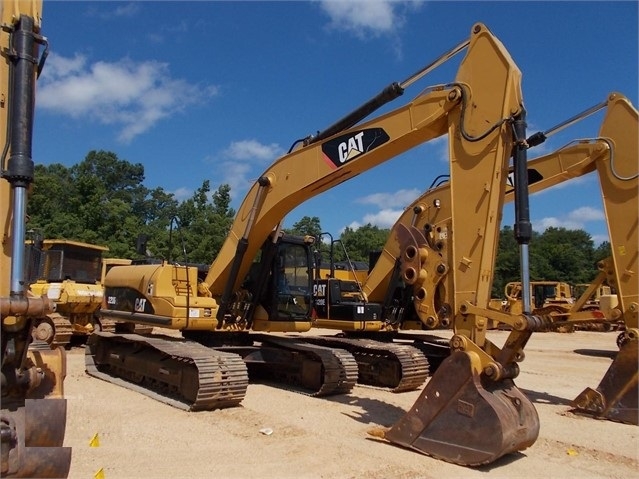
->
xmin=571 ymin=93 xmax=638 ymax=424
xmin=0 ymin=1 xmax=71 ymax=477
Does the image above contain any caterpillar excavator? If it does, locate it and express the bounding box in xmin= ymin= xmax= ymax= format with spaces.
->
xmin=359 ymin=94 xmax=637 ymax=464
xmin=90 ymin=21 xmax=537 ymax=464
xmin=301 ymin=91 xmax=637 ymax=462
xmin=1 ymin=1 xmax=71 ymax=477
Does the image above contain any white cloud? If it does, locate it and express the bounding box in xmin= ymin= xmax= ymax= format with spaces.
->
xmin=318 ymin=0 xmax=424 ymax=38
xmin=532 ymin=206 xmax=605 ymax=234
xmin=568 ymin=206 xmax=605 ymax=223
xmin=86 ymin=2 xmax=141 ymax=20
xmin=223 ymin=140 xmax=283 ymax=162
xmin=171 ymin=187 xmax=192 ymax=201
xmin=113 ymin=3 xmax=140 ymax=17
xmin=37 ymin=53 xmax=218 ymax=143
xmin=591 ymin=233 xmax=610 ymax=245
xmin=217 ymin=161 xmax=254 ymax=201
xmin=209 ymin=139 xmax=285 ymax=201
xmin=356 ymin=188 xmax=421 ymax=208
xmin=346 ymin=208 xmax=404 ymax=232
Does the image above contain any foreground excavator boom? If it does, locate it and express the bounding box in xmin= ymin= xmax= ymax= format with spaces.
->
xmin=0 ymin=1 xmax=71 ymax=477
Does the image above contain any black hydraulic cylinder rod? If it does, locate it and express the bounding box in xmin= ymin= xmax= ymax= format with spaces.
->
xmin=513 ymin=111 xmax=532 ymax=243
xmin=216 ymin=237 xmax=249 ymax=325
xmin=305 ymin=38 xmax=470 ymax=146
xmin=306 ymin=82 xmax=404 ymax=145
xmin=3 ymin=15 xmax=39 ymax=297
xmin=5 ymin=15 xmax=37 ymax=188
xmin=512 ymin=110 xmax=533 ymax=313
xmin=526 ymin=99 xmax=608 ymax=148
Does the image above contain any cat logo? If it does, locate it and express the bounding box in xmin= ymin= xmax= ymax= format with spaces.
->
xmin=338 ymin=131 xmax=365 ymax=163
xmin=321 ymin=128 xmax=390 ymax=169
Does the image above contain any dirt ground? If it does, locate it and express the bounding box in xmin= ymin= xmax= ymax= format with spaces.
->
xmin=62 ymin=329 xmax=638 ymax=479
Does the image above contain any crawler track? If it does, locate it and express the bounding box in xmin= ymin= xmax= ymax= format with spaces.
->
xmin=298 ymin=335 xmax=429 ymax=392
xmin=249 ymin=335 xmax=359 ymax=396
xmin=85 ymin=332 xmax=249 ymax=411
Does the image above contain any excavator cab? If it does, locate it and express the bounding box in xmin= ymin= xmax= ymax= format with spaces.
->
xmin=271 ymin=240 xmax=313 ymax=319
xmin=238 ymin=233 xmax=315 ymax=323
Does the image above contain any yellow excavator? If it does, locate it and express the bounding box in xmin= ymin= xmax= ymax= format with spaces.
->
xmin=0 ymin=1 xmax=71 ymax=477
xmin=495 ymin=279 xmax=608 ymax=332
xmin=90 ymin=22 xmax=537 ymax=465
xmin=303 ymin=91 xmax=637 ymax=460
xmin=363 ymin=92 xmax=637 ymax=463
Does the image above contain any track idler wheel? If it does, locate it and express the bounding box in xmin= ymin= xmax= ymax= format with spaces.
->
xmin=572 ymin=337 xmax=638 ymax=425
xmin=379 ymin=351 xmax=539 ymax=466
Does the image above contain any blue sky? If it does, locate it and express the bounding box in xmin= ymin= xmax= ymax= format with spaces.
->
xmin=33 ymin=1 xmax=638 ymax=245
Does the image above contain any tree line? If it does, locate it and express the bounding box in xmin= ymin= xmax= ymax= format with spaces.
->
xmin=27 ymin=150 xmax=610 ymax=297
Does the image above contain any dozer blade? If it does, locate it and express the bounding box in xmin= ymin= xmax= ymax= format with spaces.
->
xmin=572 ymin=338 xmax=638 ymax=425
xmin=380 ymin=351 xmax=539 ymax=466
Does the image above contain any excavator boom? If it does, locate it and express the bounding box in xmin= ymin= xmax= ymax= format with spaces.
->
xmin=0 ymin=1 xmax=71 ymax=477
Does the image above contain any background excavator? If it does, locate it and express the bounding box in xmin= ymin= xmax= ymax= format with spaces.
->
xmin=366 ymin=93 xmax=637 ymax=463
xmin=0 ymin=1 xmax=71 ymax=477
xmin=90 ymin=23 xmax=540 ymax=466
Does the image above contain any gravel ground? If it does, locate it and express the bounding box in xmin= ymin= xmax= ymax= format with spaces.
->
xmin=62 ymin=329 xmax=638 ymax=479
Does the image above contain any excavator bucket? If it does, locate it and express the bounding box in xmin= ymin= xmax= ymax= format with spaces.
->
xmin=2 ymin=399 xmax=71 ymax=478
xmin=572 ymin=338 xmax=638 ymax=425
xmin=381 ymin=351 xmax=539 ymax=466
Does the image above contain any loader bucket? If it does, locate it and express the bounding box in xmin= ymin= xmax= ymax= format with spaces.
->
xmin=382 ymin=351 xmax=539 ymax=466
xmin=572 ymin=338 xmax=638 ymax=425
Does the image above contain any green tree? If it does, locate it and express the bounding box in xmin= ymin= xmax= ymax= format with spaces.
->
xmin=287 ymin=216 xmax=322 ymax=238
xmin=492 ymin=226 xmax=602 ymax=298
xmin=492 ymin=225 xmax=520 ymax=297
xmin=338 ymin=224 xmax=389 ymax=263
xmin=154 ymin=181 xmax=236 ymax=265
xmin=29 ymin=151 xmax=158 ymax=257
xmin=531 ymin=227 xmax=596 ymax=284
xmin=593 ymin=240 xmax=612 ymax=265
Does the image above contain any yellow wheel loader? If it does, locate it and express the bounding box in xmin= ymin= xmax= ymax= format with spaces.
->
xmin=26 ymin=238 xmax=109 ymax=347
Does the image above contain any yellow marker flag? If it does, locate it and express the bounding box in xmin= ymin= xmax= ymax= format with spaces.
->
xmin=89 ymin=433 xmax=100 ymax=448
xmin=94 ymin=468 xmax=105 ymax=479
